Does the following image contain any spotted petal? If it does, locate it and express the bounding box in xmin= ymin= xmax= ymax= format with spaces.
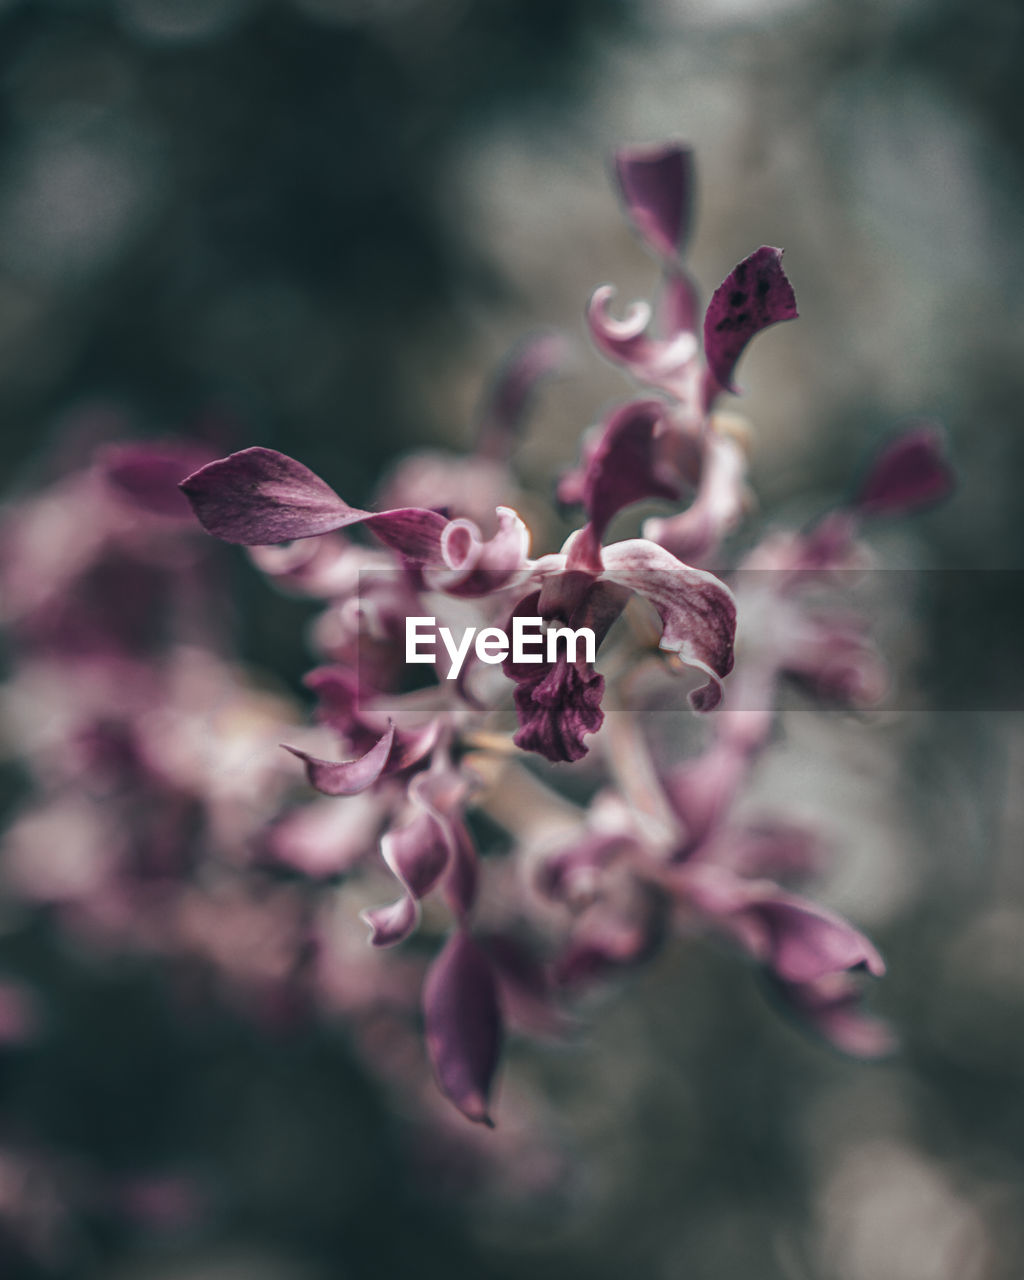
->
xmin=703 ymin=247 xmax=798 ymax=395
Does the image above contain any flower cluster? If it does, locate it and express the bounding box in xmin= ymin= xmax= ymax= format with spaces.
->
xmin=177 ymin=141 xmax=954 ymax=1126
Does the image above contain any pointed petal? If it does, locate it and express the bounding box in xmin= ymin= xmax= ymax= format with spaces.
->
xmin=282 ymin=723 xmax=396 ymax=796
xmin=181 ymin=446 xmax=448 ymax=559
xmin=614 ymin=141 xmax=695 ymax=262
xmin=599 ymin=539 xmax=736 ymax=710
xmin=854 ymin=423 xmax=955 ymax=516
xmin=703 ymin=247 xmax=798 ymax=395
xmin=423 ymin=931 xmax=503 ymax=1125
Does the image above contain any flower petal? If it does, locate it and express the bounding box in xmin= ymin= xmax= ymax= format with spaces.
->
xmin=854 ymin=423 xmax=955 ymax=516
xmin=703 ymin=247 xmax=798 ymax=395
xmin=643 ymin=432 xmax=748 ymax=563
xmin=360 ymin=809 xmax=452 ymax=948
xmin=181 ymin=447 xmax=448 ymax=560
xmin=101 ymin=442 xmax=214 ymax=518
xmin=282 ymin=723 xmax=396 ymax=796
xmin=475 ymin=332 xmax=570 ymax=459
xmin=614 ymin=141 xmax=695 ymax=262
xmin=423 ymin=931 xmax=503 ymax=1125
xmin=771 ymin=972 xmax=895 ymax=1058
xmin=599 ymin=539 xmax=736 ymax=710
xmin=586 ymin=285 xmax=699 ymax=398
xmin=752 ymin=893 xmax=886 ymax=984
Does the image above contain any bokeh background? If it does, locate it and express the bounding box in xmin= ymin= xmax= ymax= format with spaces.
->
xmin=1 ymin=1 xmax=1023 ymax=1277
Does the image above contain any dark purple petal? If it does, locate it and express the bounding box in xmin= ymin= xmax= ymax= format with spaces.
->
xmin=574 ymin=399 xmax=682 ymax=556
xmin=180 ymin=447 xmax=448 ymax=560
xmin=282 ymin=723 xmax=396 ymax=796
xmin=475 ymin=332 xmax=570 ymax=460
xmin=101 ymin=442 xmax=214 ymax=517
xmin=854 ymin=424 xmax=955 ymax=516
xmin=600 ymin=539 xmax=736 ymax=710
xmin=443 ymin=818 xmax=479 ymax=921
xmin=511 ymin=655 xmax=605 ymax=764
xmin=423 ymin=931 xmax=503 ymax=1126
xmin=703 ymin=247 xmax=798 ymax=395
xmin=614 ymin=141 xmax=695 ymax=262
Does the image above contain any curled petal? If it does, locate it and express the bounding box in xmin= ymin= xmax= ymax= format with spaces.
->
xmin=282 ymin=723 xmax=396 ymax=796
xmin=600 ymin=539 xmax=737 ymax=710
xmin=433 ymin=505 xmax=531 ymax=597
xmin=587 ymin=287 xmax=699 ymax=398
xmin=854 ymin=423 xmax=955 ymax=516
xmin=423 ymin=931 xmax=503 ymax=1126
xmin=614 ymin=141 xmax=695 ymax=262
xmin=360 ymin=895 xmax=420 ymax=950
xmin=643 ymin=433 xmax=748 ymax=563
xmin=703 ymin=247 xmax=798 ymax=395
xmin=181 ymin=447 xmax=448 ymax=560
xmin=361 ymin=810 xmax=452 ymax=948
xmin=475 ymin=332 xmax=570 ymax=459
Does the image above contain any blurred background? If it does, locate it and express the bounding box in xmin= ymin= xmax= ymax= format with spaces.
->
xmin=1 ymin=0 xmax=1023 ymax=1277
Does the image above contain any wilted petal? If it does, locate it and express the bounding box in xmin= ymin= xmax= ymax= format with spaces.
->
xmin=475 ymin=332 xmax=570 ymax=459
xmin=614 ymin=141 xmax=695 ymax=262
xmin=511 ymin=655 xmax=606 ymax=764
xmin=181 ymin=447 xmax=448 ymax=560
xmin=600 ymin=538 xmax=736 ymax=710
xmin=703 ymin=247 xmax=798 ymax=395
xmin=282 ymin=723 xmax=396 ymax=796
xmin=423 ymin=931 xmax=503 ymax=1125
xmin=854 ymin=423 xmax=955 ymax=516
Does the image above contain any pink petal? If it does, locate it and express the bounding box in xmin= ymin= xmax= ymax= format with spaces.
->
xmin=282 ymin=723 xmax=396 ymax=796
xmin=599 ymin=538 xmax=736 ymax=710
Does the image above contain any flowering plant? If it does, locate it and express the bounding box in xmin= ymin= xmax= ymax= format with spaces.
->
xmin=175 ymin=140 xmax=953 ymax=1127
